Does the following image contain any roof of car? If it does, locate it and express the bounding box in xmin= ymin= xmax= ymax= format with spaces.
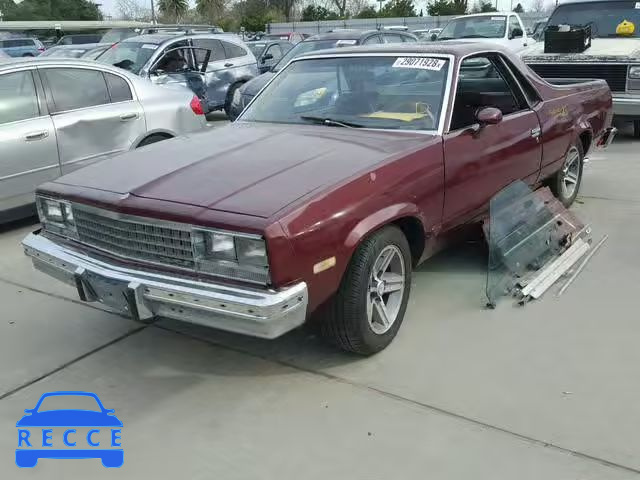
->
xmin=297 ymin=41 xmax=507 ymax=58
xmin=459 ymin=11 xmax=510 ymax=17
xmin=306 ymin=30 xmax=381 ymax=40
xmin=0 ymin=57 xmax=142 ymax=79
xmin=122 ymin=32 xmax=244 ymax=45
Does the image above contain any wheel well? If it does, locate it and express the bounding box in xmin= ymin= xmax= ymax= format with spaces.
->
xmin=392 ymin=216 xmax=425 ymax=266
xmin=137 ymin=132 xmax=173 ymax=147
xmin=579 ymin=131 xmax=592 ymax=156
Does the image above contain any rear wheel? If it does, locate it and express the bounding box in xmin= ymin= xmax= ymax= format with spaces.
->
xmin=549 ymin=142 xmax=583 ymax=207
xmin=136 ymin=134 xmax=171 ymax=148
xmin=224 ymin=83 xmax=242 ymax=119
xmin=321 ymin=225 xmax=412 ymax=355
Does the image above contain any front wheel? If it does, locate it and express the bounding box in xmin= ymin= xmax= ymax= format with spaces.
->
xmin=549 ymin=142 xmax=583 ymax=207
xmin=321 ymin=225 xmax=412 ymax=355
xmin=224 ymin=83 xmax=242 ymax=119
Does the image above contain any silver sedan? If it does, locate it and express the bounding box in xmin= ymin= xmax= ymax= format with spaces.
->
xmin=0 ymin=57 xmax=208 ymax=222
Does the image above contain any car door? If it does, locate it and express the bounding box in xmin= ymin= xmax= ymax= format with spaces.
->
xmin=260 ymin=44 xmax=282 ymax=73
xmin=190 ymin=38 xmax=228 ymax=109
xmin=507 ymin=15 xmax=527 ymax=50
xmin=39 ymin=66 xmax=146 ymax=175
xmin=442 ymin=54 xmax=542 ymax=227
xmin=0 ymin=68 xmax=59 ymax=215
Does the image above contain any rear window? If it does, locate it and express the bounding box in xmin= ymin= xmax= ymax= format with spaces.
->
xmin=105 ymin=73 xmax=133 ymax=102
xmin=43 ymin=68 xmax=110 ymax=112
xmin=0 ymin=39 xmax=33 ymax=48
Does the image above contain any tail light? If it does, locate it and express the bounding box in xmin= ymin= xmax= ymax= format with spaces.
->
xmin=38 ymin=47 xmax=45 ymax=52
xmin=190 ymin=96 xmax=204 ymax=116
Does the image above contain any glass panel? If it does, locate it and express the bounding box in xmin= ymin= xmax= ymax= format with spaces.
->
xmin=44 ymin=68 xmax=110 ymax=112
xmin=0 ymin=71 xmax=39 ymax=125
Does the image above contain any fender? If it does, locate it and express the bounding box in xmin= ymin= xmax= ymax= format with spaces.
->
xmin=344 ymin=202 xmax=427 ymax=253
xmin=130 ymin=129 xmax=175 ymax=149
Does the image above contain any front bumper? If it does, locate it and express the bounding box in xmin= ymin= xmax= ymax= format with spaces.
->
xmin=613 ymin=93 xmax=640 ymax=118
xmin=22 ymin=232 xmax=308 ymax=339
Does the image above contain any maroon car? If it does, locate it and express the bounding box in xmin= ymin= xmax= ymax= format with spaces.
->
xmin=23 ymin=43 xmax=615 ymax=354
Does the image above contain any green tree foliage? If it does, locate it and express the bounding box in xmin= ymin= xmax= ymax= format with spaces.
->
xmin=355 ymin=5 xmax=378 ymax=18
xmin=513 ymin=2 xmax=524 ymax=13
xmin=471 ymin=0 xmax=496 ymax=12
xmin=427 ymin=0 xmax=467 ymax=16
xmin=380 ymin=0 xmax=416 ymax=17
xmin=196 ymin=0 xmax=226 ymax=23
xmin=2 ymin=0 xmax=102 ymax=21
xmin=301 ymin=5 xmax=339 ymax=21
xmin=157 ymin=0 xmax=188 ymax=22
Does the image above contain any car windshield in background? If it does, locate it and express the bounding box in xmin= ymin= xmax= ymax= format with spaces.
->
xmin=241 ymin=55 xmax=449 ymax=131
xmin=439 ymin=16 xmax=506 ymax=39
xmin=97 ymin=42 xmax=157 ymax=74
xmin=39 ymin=48 xmax=89 ymax=58
xmin=247 ymin=43 xmax=267 ymax=56
xmin=273 ymin=39 xmax=356 ymax=72
xmin=100 ymin=28 xmax=139 ymax=44
xmin=547 ymin=1 xmax=640 ymax=37
xmin=0 ymin=39 xmax=33 ymax=48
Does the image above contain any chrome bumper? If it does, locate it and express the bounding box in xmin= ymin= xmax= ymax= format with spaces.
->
xmin=613 ymin=94 xmax=640 ymax=118
xmin=22 ymin=232 xmax=308 ymax=339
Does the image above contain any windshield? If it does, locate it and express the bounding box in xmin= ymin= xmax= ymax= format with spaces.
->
xmin=97 ymin=42 xmax=158 ymax=74
xmin=247 ymin=42 xmax=267 ymax=57
xmin=100 ymin=28 xmax=139 ymax=43
xmin=439 ymin=16 xmax=507 ymax=39
xmin=273 ymin=39 xmax=357 ymax=72
xmin=547 ymin=1 xmax=640 ymax=37
xmin=39 ymin=47 xmax=88 ymax=58
xmin=240 ymin=55 xmax=449 ymax=131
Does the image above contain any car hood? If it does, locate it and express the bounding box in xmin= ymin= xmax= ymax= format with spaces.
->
xmin=522 ymin=37 xmax=640 ymax=62
xmin=239 ymin=72 xmax=275 ymax=97
xmin=16 ymin=410 xmax=123 ymax=427
xmin=51 ymin=123 xmax=438 ymax=218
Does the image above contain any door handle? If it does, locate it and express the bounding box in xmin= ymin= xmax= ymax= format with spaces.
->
xmin=120 ymin=113 xmax=138 ymax=121
xmin=531 ymin=127 xmax=541 ymax=138
xmin=224 ymin=62 xmax=234 ymax=67
xmin=24 ymin=131 xmax=49 ymax=141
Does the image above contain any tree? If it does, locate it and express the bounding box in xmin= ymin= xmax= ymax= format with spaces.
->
xmin=270 ymin=0 xmax=298 ymax=21
xmin=355 ymin=5 xmax=378 ymax=18
xmin=301 ymin=4 xmax=339 ymax=20
xmin=513 ymin=2 xmax=524 ymax=13
xmin=380 ymin=0 xmax=416 ymax=17
xmin=3 ymin=0 xmax=102 ymax=21
xmin=116 ymin=0 xmax=152 ymax=21
xmin=427 ymin=0 xmax=466 ymax=16
xmin=328 ymin=0 xmax=348 ymax=18
xmin=530 ymin=0 xmax=545 ymax=13
xmin=196 ymin=0 xmax=227 ymax=23
xmin=157 ymin=0 xmax=188 ymax=22
xmin=472 ymin=0 xmax=496 ymax=12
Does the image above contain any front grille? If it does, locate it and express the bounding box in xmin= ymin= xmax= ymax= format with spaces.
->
xmin=528 ymin=63 xmax=628 ymax=92
xmin=74 ymin=208 xmax=195 ymax=269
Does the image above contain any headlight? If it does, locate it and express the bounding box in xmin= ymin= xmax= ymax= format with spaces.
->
xmin=629 ymin=65 xmax=640 ymax=78
xmin=36 ymin=196 xmax=78 ymax=238
xmin=193 ymin=229 xmax=269 ymax=284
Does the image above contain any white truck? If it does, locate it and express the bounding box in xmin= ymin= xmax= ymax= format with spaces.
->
xmin=437 ymin=12 xmax=535 ymax=52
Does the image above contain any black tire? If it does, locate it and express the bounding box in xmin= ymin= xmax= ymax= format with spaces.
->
xmin=549 ymin=141 xmax=584 ymax=208
xmin=224 ymin=83 xmax=242 ymax=119
xmin=321 ymin=225 xmax=412 ymax=355
xmin=136 ymin=134 xmax=170 ymax=148
xmin=634 ymin=120 xmax=640 ymax=138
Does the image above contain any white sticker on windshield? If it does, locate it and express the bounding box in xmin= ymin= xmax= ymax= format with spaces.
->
xmin=392 ymin=57 xmax=445 ymax=71
xmin=141 ymin=44 xmax=158 ymax=50
xmin=336 ymin=39 xmax=357 ymax=46
xmin=636 ymin=1 xmax=640 ymax=8
xmin=491 ymin=16 xmax=505 ymax=20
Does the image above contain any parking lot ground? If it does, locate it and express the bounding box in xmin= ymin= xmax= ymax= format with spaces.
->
xmin=0 ymin=128 xmax=639 ymax=478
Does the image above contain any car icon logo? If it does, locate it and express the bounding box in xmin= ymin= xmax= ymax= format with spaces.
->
xmin=16 ymin=391 xmax=123 ymax=468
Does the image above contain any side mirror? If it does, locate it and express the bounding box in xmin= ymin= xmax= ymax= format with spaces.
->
xmin=510 ymin=27 xmax=523 ymax=39
xmin=261 ymin=53 xmax=273 ymax=63
xmin=430 ymin=33 xmax=438 ymax=41
xmin=476 ymin=107 xmax=503 ymax=126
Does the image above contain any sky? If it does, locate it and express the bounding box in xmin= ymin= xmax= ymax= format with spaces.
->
xmin=97 ymin=0 xmax=554 ymax=20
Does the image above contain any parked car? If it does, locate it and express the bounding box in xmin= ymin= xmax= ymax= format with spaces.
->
xmin=0 ymin=57 xmax=207 ymax=222
xmin=56 ymin=34 xmax=103 ymax=45
xmin=22 ymin=43 xmax=615 ymax=354
xmin=529 ymin=17 xmax=548 ymax=41
xmin=437 ymin=12 xmax=534 ymax=51
xmin=228 ymin=29 xmax=418 ymax=119
xmin=0 ymin=38 xmax=45 ymax=57
xmin=96 ymin=33 xmax=257 ymax=115
xmin=38 ymin=43 xmax=110 ymax=59
xmin=522 ymin=0 xmax=640 ymax=136
xmin=0 ymin=49 xmax=10 ymax=60
xmin=246 ymin=40 xmax=294 ymax=73
xmin=81 ymin=45 xmax=112 ymax=60
xmin=262 ymin=32 xmax=306 ymax=44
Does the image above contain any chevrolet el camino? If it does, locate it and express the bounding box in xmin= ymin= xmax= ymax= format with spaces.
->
xmin=23 ymin=43 xmax=616 ymax=354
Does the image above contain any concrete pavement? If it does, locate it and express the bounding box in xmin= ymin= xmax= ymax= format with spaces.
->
xmin=0 ymin=128 xmax=639 ymax=478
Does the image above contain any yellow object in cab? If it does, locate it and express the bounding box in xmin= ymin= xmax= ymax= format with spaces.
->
xmin=616 ymin=20 xmax=635 ymax=36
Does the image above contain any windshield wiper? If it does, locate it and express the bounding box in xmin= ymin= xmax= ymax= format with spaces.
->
xmin=300 ymin=115 xmax=364 ymax=128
